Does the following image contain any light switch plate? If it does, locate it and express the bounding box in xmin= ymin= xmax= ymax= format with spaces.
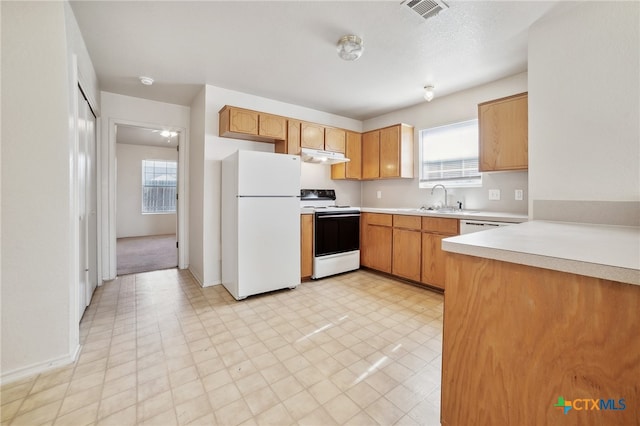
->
xmin=489 ymin=189 xmax=501 ymax=201
xmin=376 ymin=190 xmax=382 ymax=199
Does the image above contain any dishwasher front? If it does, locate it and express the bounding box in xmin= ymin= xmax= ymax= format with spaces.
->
xmin=459 ymin=219 xmax=515 ymax=234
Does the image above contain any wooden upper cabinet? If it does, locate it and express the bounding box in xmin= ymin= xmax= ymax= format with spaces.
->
xmin=219 ymin=106 xmax=258 ymax=137
xmin=362 ymin=130 xmax=380 ymax=179
xmin=331 ymin=131 xmax=361 ymax=180
xmin=324 ymin=127 xmax=346 ymax=153
xmin=362 ymin=124 xmax=414 ymax=180
xmin=379 ymin=126 xmax=400 ymax=178
xmin=478 ymin=92 xmax=528 ymax=171
xmin=259 ymin=113 xmax=286 ymax=140
xmin=219 ymin=105 xmax=285 ymax=142
xmin=276 ymin=119 xmax=302 ymax=155
xmin=301 ymin=122 xmax=325 ymax=150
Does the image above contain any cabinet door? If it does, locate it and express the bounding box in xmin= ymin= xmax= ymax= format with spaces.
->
xmin=392 ymin=228 xmax=422 ymax=281
xmin=301 ymin=214 xmax=313 ymax=279
xmin=345 ymin=131 xmax=362 ymax=179
xmin=360 ymin=213 xmax=392 ymax=273
xmin=380 ymin=125 xmax=400 ymax=178
xmin=325 ymin=127 xmax=346 ymax=153
xmin=287 ymin=120 xmax=302 ymax=155
xmin=301 ymin=122 xmax=325 ymax=149
xmin=331 ymin=131 xmax=362 ymax=180
xmin=479 ymin=92 xmax=528 ymax=171
xmin=362 ymin=131 xmax=380 ymax=179
xmin=362 ymin=225 xmax=392 ymax=273
xmin=421 ymin=233 xmax=448 ymax=289
xmin=259 ymin=113 xmax=286 ymax=140
xmin=229 ymin=108 xmax=259 ymax=135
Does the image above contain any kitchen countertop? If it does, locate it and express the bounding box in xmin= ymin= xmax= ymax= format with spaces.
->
xmin=442 ymin=220 xmax=640 ymax=285
xmin=359 ymin=207 xmax=528 ymax=223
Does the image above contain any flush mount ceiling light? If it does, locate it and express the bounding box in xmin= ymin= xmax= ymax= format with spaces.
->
xmin=139 ymin=76 xmax=154 ymax=86
xmin=160 ymin=130 xmax=177 ymax=138
xmin=337 ymin=35 xmax=364 ymax=61
xmin=424 ymin=85 xmax=435 ymax=102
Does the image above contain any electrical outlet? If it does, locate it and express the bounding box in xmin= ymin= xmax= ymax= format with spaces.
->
xmin=515 ymin=189 xmax=523 ymax=201
xmin=376 ymin=190 xmax=382 ymax=199
xmin=488 ymin=189 xmax=501 ymax=201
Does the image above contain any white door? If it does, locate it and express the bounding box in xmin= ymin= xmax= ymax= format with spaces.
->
xmin=86 ymin=98 xmax=98 ymax=306
xmin=78 ymin=87 xmax=98 ymax=318
xmin=78 ymin=88 xmax=88 ymax=317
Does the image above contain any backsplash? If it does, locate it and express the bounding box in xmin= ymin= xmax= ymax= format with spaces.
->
xmin=361 ymin=171 xmax=529 ymax=214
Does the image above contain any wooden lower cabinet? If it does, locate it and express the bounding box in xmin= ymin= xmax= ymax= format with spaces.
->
xmin=421 ymin=217 xmax=458 ymax=290
xmin=421 ymin=233 xmax=447 ymax=289
xmin=360 ymin=213 xmax=392 ymax=273
xmin=442 ymin=254 xmax=640 ymax=425
xmin=361 ymin=213 xmax=458 ymax=288
xmin=301 ymin=214 xmax=313 ymax=279
xmin=392 ymin=228 xmax=421 ymax=281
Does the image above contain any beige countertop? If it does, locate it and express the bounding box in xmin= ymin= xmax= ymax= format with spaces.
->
xmin=442 ymin=220 xmax=640 ymax=285
xmin=360 ymin=207 xmax=528 ymax=223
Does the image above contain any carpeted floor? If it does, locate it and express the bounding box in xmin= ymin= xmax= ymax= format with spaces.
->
xmin=116 ymin=234 xmax=177 ymax=275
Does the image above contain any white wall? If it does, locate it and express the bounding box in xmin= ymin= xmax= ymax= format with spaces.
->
xmin=1 ymin=1 xmax=98 ymax=381
xmin=361 ymin=73 xmax=529 ymax=213
xmin=528 ymin=2 xmax=640 ymax=213
xmin=100 ymin=92 xmax=190 ymax=279
xmin=116 ymin=143 xmax=177 ymax=238
xmin=192 ymin=85 xmax=362 ymax=287
xmin=189 ymin=88 xmax=206 ymax=284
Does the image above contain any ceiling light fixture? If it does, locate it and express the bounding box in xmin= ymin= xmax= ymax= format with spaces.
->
xmin=139 ymin=76 xmax=154 ymax=86
xmin=337 ymin=35 xmax=364 ymax=61
xmin=424 ymin=85 xmax=435 ymax=102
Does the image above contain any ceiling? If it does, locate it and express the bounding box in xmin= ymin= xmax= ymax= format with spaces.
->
xmin=70 ymin=1 xmax=565 ymax=121
xmin=116 ymin=124 xmax=180 ymax=148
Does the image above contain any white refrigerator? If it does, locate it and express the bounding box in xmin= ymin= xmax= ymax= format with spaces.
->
xmin=221 ymin=150 xmax=301 ymax=300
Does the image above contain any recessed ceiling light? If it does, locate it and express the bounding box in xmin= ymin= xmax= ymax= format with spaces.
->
xmin=139 ymin=76 xmax=154 ymax=86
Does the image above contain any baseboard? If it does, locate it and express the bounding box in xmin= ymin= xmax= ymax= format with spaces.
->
xmin=188 ymin=267 xmax=221 ymax=288
xmin=0 ymin=345 xmax=80 ymax=386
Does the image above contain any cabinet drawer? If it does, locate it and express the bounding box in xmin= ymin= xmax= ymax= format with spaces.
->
xmin=422 ymin=217 xmax=459 ymax=235
xmin=393 ymin=215 xmax=421 ymax=230
xmin=367 ymin=213 xmax=393 ymax=227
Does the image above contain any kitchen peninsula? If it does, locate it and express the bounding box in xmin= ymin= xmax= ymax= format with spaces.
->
xmin=440 ymin=221 xmax=640 ymax=425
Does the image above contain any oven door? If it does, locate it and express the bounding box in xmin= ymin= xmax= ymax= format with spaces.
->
xmin=314 ymin=211 xmax=360 ymax=257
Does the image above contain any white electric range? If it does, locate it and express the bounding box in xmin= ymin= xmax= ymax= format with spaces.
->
xmin=300 ymin=189 xmax=360 ymax=279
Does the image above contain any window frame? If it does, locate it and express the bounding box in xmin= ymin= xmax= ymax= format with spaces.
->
xmin=418 ymin=119 xmax=483 ymax=189
xmin=141 ymin=159 xmax=178 ymax=215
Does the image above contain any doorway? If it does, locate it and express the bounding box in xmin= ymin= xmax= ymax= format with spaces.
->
xmin=115 ymin=124 xmax=179 ymax=275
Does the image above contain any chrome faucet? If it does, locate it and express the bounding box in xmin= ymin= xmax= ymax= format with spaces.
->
xmin=431 ymin=184 xmax=447 ymax=208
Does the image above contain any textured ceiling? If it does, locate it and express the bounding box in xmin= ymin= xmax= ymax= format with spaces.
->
xmin=70 ymin=1 xmax=565 ymax=121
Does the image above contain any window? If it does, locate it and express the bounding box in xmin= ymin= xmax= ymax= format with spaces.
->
xmin=419 ymin=119 xmax=481 ymax=188
xmin=142 ymin=160 xmax=177 ymax=213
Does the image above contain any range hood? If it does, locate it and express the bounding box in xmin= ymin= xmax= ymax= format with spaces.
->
xmin=300 ymin=148 xmax=350 ymax=165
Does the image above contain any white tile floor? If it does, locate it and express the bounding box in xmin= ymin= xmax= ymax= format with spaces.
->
xmin=1 ymin=269 xmax=443 ymax=425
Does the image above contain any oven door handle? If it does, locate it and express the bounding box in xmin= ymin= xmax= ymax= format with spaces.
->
xmin=316 ymin=214 xmax=361 ymax=219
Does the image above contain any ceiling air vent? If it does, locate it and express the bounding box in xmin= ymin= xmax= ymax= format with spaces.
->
xmin=402 ymin=0 xmax=449 ymax=20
